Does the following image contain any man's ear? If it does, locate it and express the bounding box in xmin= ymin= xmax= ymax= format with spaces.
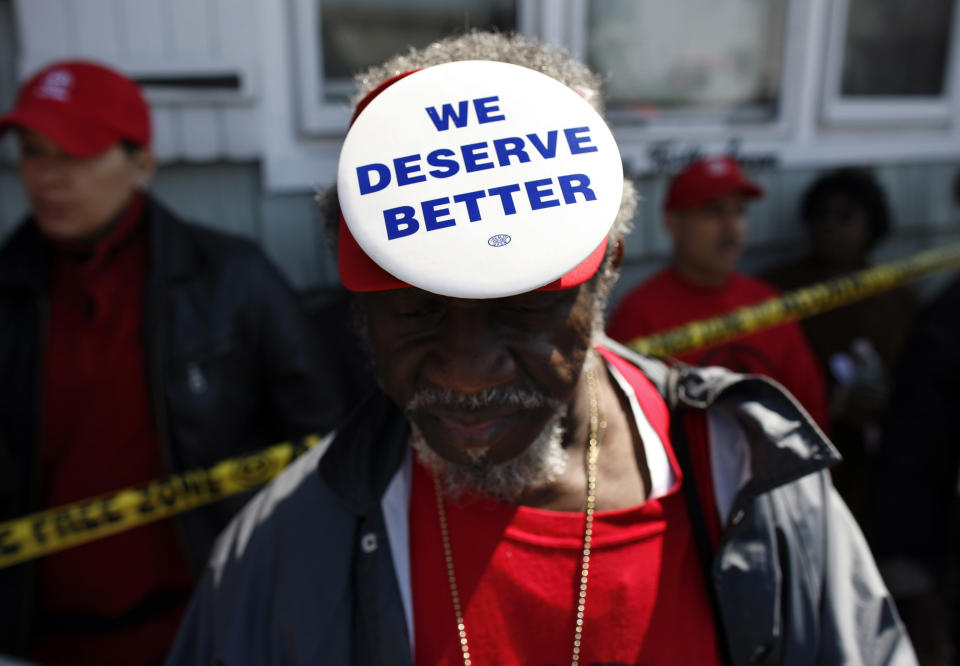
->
xmin=611 ymin=236 xmax=625 ymax=269
xmin=663 ymin=210 xmax=680 ymax=241
xmin=131 ymin=147 xmax=157 ymax=189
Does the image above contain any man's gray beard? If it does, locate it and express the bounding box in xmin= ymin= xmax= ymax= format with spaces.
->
xmin=406 ymin=386 xmax=569 ymax=502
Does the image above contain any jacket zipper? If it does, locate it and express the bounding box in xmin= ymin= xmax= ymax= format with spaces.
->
xmin=142 ymin=221 xmax=195 ymax=572
xmin=18 ymin=293 xmax=49 ymax=652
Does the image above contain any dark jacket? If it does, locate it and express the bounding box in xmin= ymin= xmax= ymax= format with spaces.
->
xmin=873 ymin=275 xmax=960 ymax=574
xmin=0 ymin=195 xmax=340 ymax=653
xmin=870 ymin=276 xmax=960 ymax=658
xmin=167 ymin=341 xmax=915 ymax=665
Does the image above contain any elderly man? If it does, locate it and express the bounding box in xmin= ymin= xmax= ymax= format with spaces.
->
xmin=168 ymin=33 xmax=912 ymax=665
xmin=608 ymin=157 xmax=830 ymax=430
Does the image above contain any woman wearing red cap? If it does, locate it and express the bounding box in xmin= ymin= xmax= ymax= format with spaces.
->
xmin=0 ymin=60 xmax=337 ymax=665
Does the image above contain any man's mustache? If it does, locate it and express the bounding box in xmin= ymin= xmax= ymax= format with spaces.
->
xmin=406 ymin=385 xmax=563 ymax=412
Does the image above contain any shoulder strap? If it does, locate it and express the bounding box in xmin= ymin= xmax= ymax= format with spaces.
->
xmin=666 ymin=368 xmax=734 ymax=666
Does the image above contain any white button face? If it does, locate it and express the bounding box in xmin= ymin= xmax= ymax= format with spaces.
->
xmin=337 ymin=60 xmax=624 ymax=299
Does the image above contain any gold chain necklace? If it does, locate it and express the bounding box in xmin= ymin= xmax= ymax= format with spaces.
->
xmin=433 ymin=367 xmax=605 ymax=666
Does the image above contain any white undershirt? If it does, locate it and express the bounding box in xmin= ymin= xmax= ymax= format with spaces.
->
xmin=605 ymin=361 xmax=677 ymax=498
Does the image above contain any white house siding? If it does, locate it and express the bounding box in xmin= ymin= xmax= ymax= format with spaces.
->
xmin=260 ymin=192 xmax=340 ymax=288
xmin=12 ymin=0 xmax=261 ymax=163
xmin=150 ymin=163 xmax=260 ymax=240
xmin=0 ymin=0 xmax=17 ymax=169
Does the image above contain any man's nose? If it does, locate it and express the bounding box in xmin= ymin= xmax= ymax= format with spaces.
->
xmin=422 ymin=304 xmax=516 ymax=396
xmin=29 ymin=157 xmax=67 ymax=187
xmin=721 ymin=211 xmax=747 ymax=234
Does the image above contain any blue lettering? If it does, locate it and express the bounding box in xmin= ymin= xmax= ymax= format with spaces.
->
xmin=422 ymin=197 xmax=456 ymax=231
xmin=357 ymin=163 xmax=391 ymax=195
xmin=473 ymin=96 xmax=505 ymax=124
xmin=557 ymin=174 xmax=597 ymax=204
xmin=564 ymin=127 xmax=597 ymax=154
xmin=493 ymin=137 xmax=530 ymax=167
xmin=461 ymin=142 xmax=494 ymax=172
xmin=393 ymin=154 xmax=426 ymax=186
xmin=426 ymin=148 xmax=460 ymax=178
xmin=526 ymin=131 xmax=558 ymax=159
xmin=453 ymin=190 xmax=486 ymax=222
xmin=488 ymin=184 xmax=522 ymax=215
xmin=425 ymin=101 xmax=470 ymax=131
xmin=384 ymin=206 xmax=420 ymax=240
xmin=525 ymin=178 xmax=560 ymax=210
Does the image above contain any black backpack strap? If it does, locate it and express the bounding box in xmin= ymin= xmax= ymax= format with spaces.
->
xmin=666 ymin=367 xmax=734 ymax=666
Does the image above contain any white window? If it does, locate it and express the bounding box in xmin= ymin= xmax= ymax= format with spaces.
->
xmin=293 ymin=0 xmax=516 ymax=135
xmin=821 ymin=0 xmax=960 ymax=126
xmin=581 ymin=0 xmax=790 ymax=130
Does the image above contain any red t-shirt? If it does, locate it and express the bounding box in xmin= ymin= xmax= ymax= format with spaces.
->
xmin=410 ymin=350 xmax=723 ymax=665
xmin=608 ymin=267 xmax=829 ymax=430
xmin=32 ymin=194 xmax=195 ymax=666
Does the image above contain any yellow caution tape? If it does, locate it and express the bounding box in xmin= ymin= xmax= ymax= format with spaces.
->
xmin=0 ymin=434 xmax=323 ymax=570
xmin=3 ymin=242 xmax=960 ymax=570
xmin=627 ymin=242 xmax=960 ymax=358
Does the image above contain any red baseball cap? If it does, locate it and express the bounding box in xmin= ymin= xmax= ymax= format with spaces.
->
xmin=0 ymin=60 xmax=150 ymax=157
xmin=663 ymin=156 xmax=763 ymax=211
xmin=338 ymin=69 xmax=611 ymax=294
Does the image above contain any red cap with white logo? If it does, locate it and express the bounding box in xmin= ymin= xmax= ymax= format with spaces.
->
xmin=0 ymin=60 xmax=150 ymax=157
xmin=663 ymin=156 xmax=763 ymax=212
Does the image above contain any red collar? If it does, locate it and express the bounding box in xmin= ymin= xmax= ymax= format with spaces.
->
xmin=51 ymin=191 xmax=146 ymax=268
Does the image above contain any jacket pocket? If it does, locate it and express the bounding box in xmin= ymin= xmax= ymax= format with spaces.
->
xmin=165 ymin=335 xmax=261 ymax=465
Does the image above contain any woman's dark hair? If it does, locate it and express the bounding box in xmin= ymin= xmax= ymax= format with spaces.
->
xmin=800 ymin=168 xmax=891 ymax=246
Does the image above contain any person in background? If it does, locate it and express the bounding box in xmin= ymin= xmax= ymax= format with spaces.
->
xmin=870 ymin=276 xmax=960 ymax=665
xmin=607 ymin=156 xmax=830 ymax=430
xmin=866 ymin=167 xmax=960 ymax=665
xmin=167 ymin=32 xmax=912 ymax=665
xmin=0 ymin=61 xmax=338 ymax=665
xmin=762 ymin=168 xmax=918 ymax=524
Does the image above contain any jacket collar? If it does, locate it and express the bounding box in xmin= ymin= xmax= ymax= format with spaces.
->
xmin=0 ymin=220 xmax=52 ymax=293
xmin=317 ymin=389 xmax=411 ymax=515
xmin=144 ymin=195 xmax=202 ymax=282
xmin=688 ymin=370 xmax=840 ymax=499
xmin=601 ymin=337 xmax=840 ymax=498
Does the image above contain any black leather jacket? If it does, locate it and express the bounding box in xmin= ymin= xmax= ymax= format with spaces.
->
xmin=0 ymin=195 xmax=340 ymax=653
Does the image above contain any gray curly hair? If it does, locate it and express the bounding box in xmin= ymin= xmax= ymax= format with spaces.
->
xmin=324 ymin=31 xmax=638 ymax=330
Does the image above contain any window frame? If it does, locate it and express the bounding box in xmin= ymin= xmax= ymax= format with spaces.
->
xmin=291 ymin=0 xmax=526 ymax=136
xmin=820 ymin=0 xmax=960 ymax=127
xmin=291 ymin=0 xmax=352 ymax=136
xmin=559 ymin=0 xmax=803 ymax=142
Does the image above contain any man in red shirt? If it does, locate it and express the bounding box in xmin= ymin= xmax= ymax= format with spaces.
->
xmin=608 ymin=157 xmax=830 ymax=429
